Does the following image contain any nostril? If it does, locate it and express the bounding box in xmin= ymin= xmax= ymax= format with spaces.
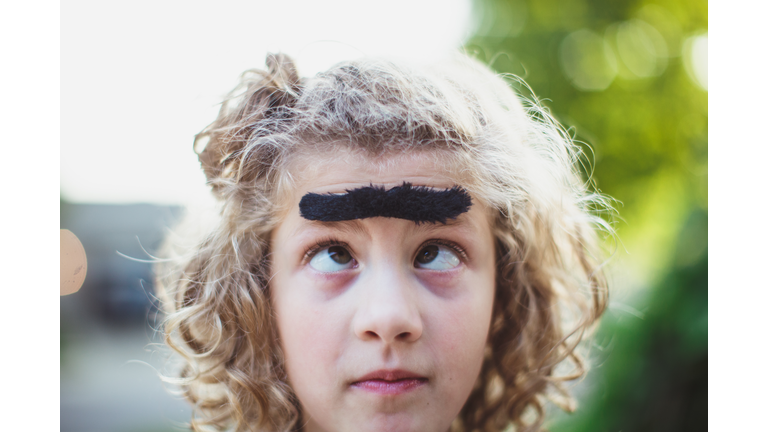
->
xmin=364 ymin=330 xmax=412 ymax=341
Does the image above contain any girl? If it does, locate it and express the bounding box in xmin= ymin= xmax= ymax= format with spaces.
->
xmin=156 ymin=53 xmax=612 ymax=432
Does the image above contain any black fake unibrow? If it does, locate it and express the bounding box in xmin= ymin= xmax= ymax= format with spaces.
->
xmin=298 ymin=182 xmax=472 ymax=224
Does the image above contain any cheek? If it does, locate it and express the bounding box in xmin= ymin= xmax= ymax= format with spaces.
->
xmin=272 ymin=276 xmax=349 ymax=402
xmin=434 ymin=297 xmax=492 ymax=358
xmin=427 ymin=270 xmax=495 ymax=392
xmin=275 ymin=293 xmax=329 ymax=366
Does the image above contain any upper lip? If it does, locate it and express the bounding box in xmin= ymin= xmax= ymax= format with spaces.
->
xmin=352 ymin=369 xmax=427 ymax=383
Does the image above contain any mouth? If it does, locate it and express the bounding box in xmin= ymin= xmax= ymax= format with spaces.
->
xmin=350 ymin=369 xmax=428 ymax=395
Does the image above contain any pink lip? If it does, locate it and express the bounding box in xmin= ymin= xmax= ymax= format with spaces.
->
xmin=350 ymin=369 xmax=428 ymax=395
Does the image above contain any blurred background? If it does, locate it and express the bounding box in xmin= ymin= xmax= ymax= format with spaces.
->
xmin=61 ymin=0 xmax=707 ymax=431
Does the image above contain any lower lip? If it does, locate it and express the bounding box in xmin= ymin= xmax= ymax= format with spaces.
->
xmin=351 ymin=378 xmax=427 ymax=395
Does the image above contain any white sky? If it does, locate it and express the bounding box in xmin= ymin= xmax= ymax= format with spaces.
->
xmin=61 ymin=0 xmax=472 ymax=205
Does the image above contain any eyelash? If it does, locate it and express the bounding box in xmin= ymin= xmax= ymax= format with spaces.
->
xmin=302 ymin=237 xmax=468 ymax=263
xmin=302 ymin=236 xmax=351 ymax=263
xmin=419 ymin=239 xmax=468 ymax=263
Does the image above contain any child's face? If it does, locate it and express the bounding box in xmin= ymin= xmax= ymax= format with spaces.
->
xmin=270 ymin=150 xmax=496 ymax=432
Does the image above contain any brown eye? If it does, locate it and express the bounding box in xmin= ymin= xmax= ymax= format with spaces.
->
xmin=415 ymin=245 xmax=439 ymax=265
xmin=309 ymin=245 xmax=356 ymax=272
xmin=415 ymin=244 xmax=460 ymax=270
xmin=328 ymin=245 xmax=352 ymax=264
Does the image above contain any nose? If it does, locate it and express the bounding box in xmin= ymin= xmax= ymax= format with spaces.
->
xmin=352 ymin=266 xmax=423 ymax=344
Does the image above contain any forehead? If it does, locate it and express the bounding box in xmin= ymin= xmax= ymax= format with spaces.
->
xmin=287 ymin=146 xmax=463 ymax=196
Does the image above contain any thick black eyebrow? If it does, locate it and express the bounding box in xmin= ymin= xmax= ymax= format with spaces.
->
xmin=298 ymin=182 xmax=472 ymax=224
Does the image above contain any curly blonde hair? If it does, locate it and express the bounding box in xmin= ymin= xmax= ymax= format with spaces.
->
xmin=156 ymin=52 xmax=613 ymax=432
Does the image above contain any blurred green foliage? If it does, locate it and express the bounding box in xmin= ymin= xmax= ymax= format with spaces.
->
xmin=465 ymin=0 xmax=707 ymax=430
xmin=467 ymin=0 xmax=707 ymax=253
xmin=551 ymin=210 xmax=707 ymax=432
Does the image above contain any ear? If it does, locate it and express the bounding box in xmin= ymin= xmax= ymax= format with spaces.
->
xmin=195 ymin=53 xmax=301 ymax=197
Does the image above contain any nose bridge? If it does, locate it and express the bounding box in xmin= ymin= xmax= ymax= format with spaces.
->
xmin=353 ymin=259 xmax=423 ymax=344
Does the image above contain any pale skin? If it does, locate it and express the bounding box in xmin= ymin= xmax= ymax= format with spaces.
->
xmin=270 ymin=149 xmax=496 ymax=432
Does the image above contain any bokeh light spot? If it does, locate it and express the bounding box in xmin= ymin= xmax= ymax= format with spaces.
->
xmin=615 ymin=19 xmax=668 ymax=78
xmin=559 ymin=28 xmax=618 ymax=91
xmin=683 ymin=33 xmax=708 ymax=91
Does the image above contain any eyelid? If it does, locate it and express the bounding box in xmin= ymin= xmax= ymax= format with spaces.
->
xmin=417 ymin=239 xmax=468 ymax=262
